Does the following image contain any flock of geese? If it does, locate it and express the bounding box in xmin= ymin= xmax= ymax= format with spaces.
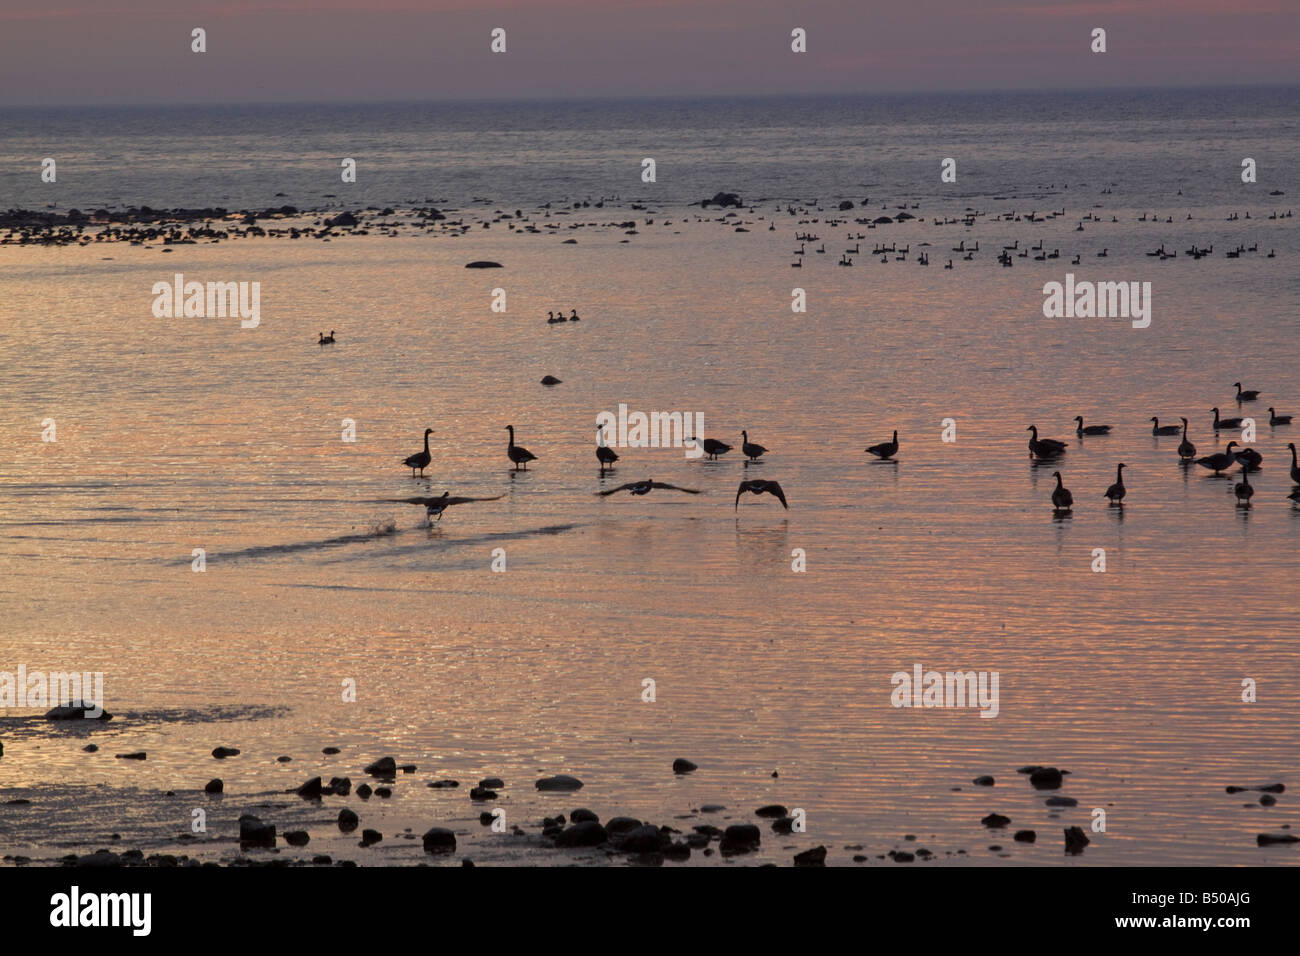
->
xmin=389 ymin=381 xmax=1295 ymax=524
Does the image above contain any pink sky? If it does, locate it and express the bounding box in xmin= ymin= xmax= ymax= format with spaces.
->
xmin=1 ymin=0 xmax=1296 ymax=104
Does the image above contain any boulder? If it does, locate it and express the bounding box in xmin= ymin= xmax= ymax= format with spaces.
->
xmin=672 ymin=758 xmax=698 ymax=774
xmin=239 ymin=817 xmax=275 ymax=847
xmin=535 ymin=774 xmax=583 ymax=792
xmin=794 ymin=845 xmax=827 ymax=866
xmin=363 ymin=756 xmax=397 ymax=777
xmin=555 ymin=821 xmax=607 ymax=847
xmin=204 ymin=779 xmax=223 ymax=794
xmin=337 ymin=809 xmax=359 ymax=832
xmin=295 ymin=777 xmax=324 ymax=799
xmin=284 ymin=830 xmax=310 ymax=847
xmin=719 ymin=824 xmax=761 ymax=854
xmin=422 ymin=827 xmax=457 ymax=852
xmin=1064 ymin=826 xmax=1091 ymax=854
xmin=44 ymin=701 xmax=112 ymax=721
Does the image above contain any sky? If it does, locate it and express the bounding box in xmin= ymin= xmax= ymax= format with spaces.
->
xmin=0 ymin=0 xmax=1297 ymax=106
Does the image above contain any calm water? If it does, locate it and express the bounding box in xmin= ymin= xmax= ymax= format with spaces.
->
xmin=1 ymin=91 xmax=1298 ymax=866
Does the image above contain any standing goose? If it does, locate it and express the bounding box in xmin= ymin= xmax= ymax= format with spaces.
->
xmin=735 ymin=479 xmax=788 ymax=510
xmin=1050 ymin=471 xmax=1073 ymax=511
xmin=1103 ymin=463 xmax=1127 ymax=504
xmin=505 ymin=425 xmax=537 ymax=470
xmin=865 ymin=430 xmax=899 ymax=460
xmin=1196 ymin=442 xmax=1240 ymax=474
xmin=740 ymin=430 xmax=768 ymax=461
xmin=381 ymin=491 xmax=504 ymax=524
xmin=598 ymin=479 xmax=700 ymax=497
xmin=1233 ymin=445 xmax=1263 ymax=471
xmin=1211 ymin=408 xmax=1244 ymax=430
xmin=1150 ymin=417 xmax=1182 ymax=435
xmin=698 ymin=438 xmax=732 ymax=460
xmin=1268 ymin=407 xmax=1292 ymax=425
xmin=1234 ymin=382 xmax=1261 ymax=402
xmin=595 ymin=425 xmax=619 ymax=474
xmin=1074 ymin=416 xmax=1112 ymax=436
xmin=1234 ymin=467 xmax=1254 ymax=506
xmin=1027 ymin=425 xmax=1068 ymax=458
xmin=402 ymin=428 xmax=433 ymax=476
xmin=1289 ymin=443 xmax=1300 ymax=484
xmin=1177 ymin=418 xmax=1197 ymax=460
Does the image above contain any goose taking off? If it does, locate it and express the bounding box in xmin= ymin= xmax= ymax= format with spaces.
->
xmin=1234 ymin=468 xmax=1254 ymax=506
xmin=1196 ymin=442 xmax=1239 ymax=474
xmin=1150 ymin=417 xmax=1182 ymax=435
xmin=382 ymin=492 xmax=504 ymax=524
xmin=1074 ymin=416 xmax=1112 ymax=436
xmin=741 ymin=430 xmax=768 ymax=461
xmin=1177 ymin=418 xmax=1197 ymax=460
xmin=698 ymin=438 xmax=732 ymax=460
xmin=505 ymin=425 xmax=537 ymax=470
xmin=1289 ymin=443 xmax=1300 ymax=484
xmin=402 ymin=428 xmax=433 ymax=476
xmin=735 ymin=479 xmax=788 ymax=510
xmin=1234 ymin=382 xmax=1261 ymax=402
xmin=1211 ymin=407 xmax=1244 ymax=430
xmin=1269 ymin=407 xmax=1293 ymax=425
xmin=598 ymin=479 xmax=700 ymax=497
xmin=1103 ymin=463 xmax=1127 ymax=504
xmin=865 ymin=430 xmax=899 ymax=460
xmin=595 ymin=425 xmax=619 ymax=474
xmin=1027 ymin=425 xmax=1068 ymax=459
xmin=1050 ymin=471 xmax=1073 ymax=511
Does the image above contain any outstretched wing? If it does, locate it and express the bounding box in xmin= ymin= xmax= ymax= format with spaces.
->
xmin=598 ymin=482 xmax=641 ymax=496
xmin=441 ymin=495 xmax=504 ymax=507
xmin=380 ymin=497 xmax=441 ymax=506
xmin=765 ymin=481 xmax=789 ymax=509
xmin=650 ymin=482 xmax=701 ymax=494
xmin=734 ymin=481 xmax=751 ymax=509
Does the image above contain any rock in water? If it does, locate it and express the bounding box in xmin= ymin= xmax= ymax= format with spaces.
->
xmin=364 ymin=756 xmax=397 ymax=777
xmin=43 ymin=701 xmax=112 ymax=721
xmin=1064 ymin=826 xmax=1091 ymax=854
xmin=556 ymin=821 xmax=607 ymax=847
xmin=719 ymin=824 xmax=761 ymax=855
xmin=359 ymin=829 xmax=382 ymax=846
xmin=794 ymin=845 xmax=827 ymax=866
xmin=1257 ymin=833 xmax=1300 ymax=846
xmin=982 ymin=813 xmax=1011 ymax=828
xmin=620 ymin=824 xmax=666 ymax=853
xmin=423 ymin=827 xmax=457 ymax=852
xmin=1014 ymin=830 xmax=1037 ymax=843
xmin=755 ymin=804 xmax=788 ymax=818
xmin=1030 ymin=767 xmax=1065 ymax=790
xmin=240 ymin=817 xmax=276 ymax=847
xmin=540 ymin=375 xmax=562 ymax=386
xmin=284 ymin=830 xmax=310 ymax=847
xmin=212 ymin=746 xmax=240 ymax=759
xmin=972 ymin=775 xmax=995 ymax=786
xmin=570 ymin=808 xmax=599 ymax=823
xmin=672 ymin=758 xmax=698 ymax=774
xmin=204 ymin=779 xmax=223 ymax=794
xmin=478 ymin=777 xmax=505 ymax=789
xmin=464 ymin=261 xmax=503 ymax=269
xmin=295 ymin=777 xmax=324 ymax=799
xmin=337 ymin=809 xmax=359 ymax=832
xmin=535 ymin=774 xmax=584 ymax=792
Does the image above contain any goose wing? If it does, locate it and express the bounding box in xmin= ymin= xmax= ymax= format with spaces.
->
xmin=441 ymin=495 xmax=505 ymax=507
xmin=649 ymin=482 xmax=701 ymax=494
xmin=598 ymin=482 xmax=644 ymax=496
xmin=764 ymin=480 xmax=789 ymax=509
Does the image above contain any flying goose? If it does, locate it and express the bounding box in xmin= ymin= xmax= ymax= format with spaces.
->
xmin=1289 ymin=443 xmax=1300 ymax=484
xmin=1234 ymin=468 xmax=1254 ymax=505
xmin=595 ymin=425 xmax=619 ymax=473
xmin=1268 ymin=407 xmax=1292 ymax=425
xmin=1103 ymin=463 xmax=1127 ymax=504
xmin=598 ymin=479 xmax=700 ymax=497
xmin=1177 ymin=418 xmax=1197 ymax=460
xmin=697 ymin=438 xmax=732 ymax=460
xmin=866 ymin=430 xmax=899 ymax=460
xmin=1196 ymin=442 xmax=1240 ymax=474
xmin=1211 ymin=408 xmax=1244 ymax=430
xmin=1150 ymin=417 xmax=1182 ymax=435
xmin=402 ymin=428 xmax=433 ymax=476
xmin=382 ymin=492 xmax=504 ymax=523
xmin=1027 ymin=425 xmax=1068 ymax=458
xmin=1074 ymin=416 xmax=1112 ymax=436
xmin=1050 ymin=471 xmax=1073 ymax=511
xmin=740 ymin=430 xmax=768 ymax=461
xmin=505 ymin=425 xmax=537 ymax=470
xmin=735 ymin=479 xmax=788 ymax=510
xmin=1234 ymin=382 xmax=1261 ymax=402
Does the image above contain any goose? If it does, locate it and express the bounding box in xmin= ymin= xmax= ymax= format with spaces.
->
xmin=1103 ymin=463 xmax=1127 ymax=504
xmin=735 ymin=479 xmax=788 ymax=510
xmin=1026 ymin=425 xmax=1068 ymax=458
xmin=698 ymin=438 xmax=732 ymax=460
xmin=382 ymin=491 xmax=504 ymax=524
xmin=546 ymin=311 xmax=563 ymax=324
xmin=1289 ymin=443 xmax=1300 ymax=484
xmin=1150 ymin=417 xmax=1182 ymax=435
xmin=402 ymin=428 xmax=433 ymax=476
xmin=1196 ymin=442 xmax=1239 ymax=474
xmin=598 ymin=479 xmax=700 ymax=497
xmin=740 ymin=430 xmax=768 ymax=461
xmin=1268 ymin=407 xmax=1292 ymax=426
xmin=319 ymin=330 xmax=335 ymax=344
xmin=1050 ymin=471 xmax=1073 ymax=511
xmin=1177 ymin=418 xmax=1197 ymax=460
xmin=1233 ymin=445 xmax=1263 ymax=471
xmin=505 ymin=425 xmax=537 ymax=470
xmin=595 ymin=425 xmax=619 ymax=474
xmin=1234 ymin=468 xmax=1254 ymax=506
xmin=1289 ymin=488 xmax=1300 ymax=506
xmin=1234 ymin=382 xmax=1261 ymax=402
xmin=1074 ymin=416 xmax=1112 ymax=436
xmin=1211 ymin=408 xmax=1244 ymax=430
xmin=865 ymin=430 xmax=899 ymax=460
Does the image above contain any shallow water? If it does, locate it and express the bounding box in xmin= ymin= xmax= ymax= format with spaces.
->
xmin=1 ymin=91 xmax=1299 ymax=866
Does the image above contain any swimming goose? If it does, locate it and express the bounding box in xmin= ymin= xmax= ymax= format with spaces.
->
xmin=1196 ymin=442 xmax=1239 ymax=474
xmin=698 ymin=438 xmax=732 ymax=460
xmin=1211 ymin=408 xmax=1244 ymax=430
xmin=735 ymin=479 xmax=788 ymax=510
xmin=318 ymin=331 xmax=335 ymax=345
xmin=1177 ymin=418 xmax=1197 ymax=460
xmin=1027 ymin=425 xmax=1068 ymax=458
xmin=598 ymin=479 xmax=700 ymax=497
xmin=505 ymin=425 xmax=537 ymax=470
xmin=382 ymin=491 xmax=504 ymax=523
xmin=570 ymin=309 xmax=581 ymax=322
xmin=595 ymin=425 xmax=619 ymax=473
xmin=1050 ymin=471 xmax=1073 ymax=511
xmin=1234 ymin=468 xmax=1254 ymax=505
xmin=1234 ymin=382 xmax=1260 ymax=402
xmin=740 ymin=430 xmax=768 ymax=461
xmin=866 ymin=430 xmax=899 ymax=460
xmin=1074 ymin=416 xmax=1112 ymax=436
xmin=1289 ymin=443 xmax=1300 ymax=483
xmin=1150 ymin=417 xmax=1182 ymax=435
xmin=1233 ymin=445 xmax=1263 ymax=471
xmin=402 ymin=428 xmax=433 ymax=476
xmin=1268 ymin=407 xmax=1292 ymax=425
xmin=1103 ymin=463 xmax=1127 ymax=504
